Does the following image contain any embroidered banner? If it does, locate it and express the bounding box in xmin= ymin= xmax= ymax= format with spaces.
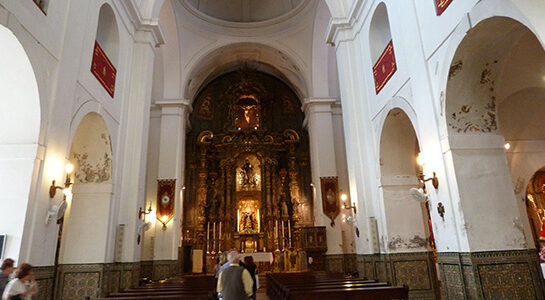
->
xmin=372 ymin=40 xmax=397 ymax=94
xmin=435 ymin=0 xmax=453 ymax=16
xmin=91 ymin=41 xmax=116 ymax=97
xmin=157 ymin=179 xmax=176 ymax=226
xmin=320 ymin=176 xmax=340 ymax=227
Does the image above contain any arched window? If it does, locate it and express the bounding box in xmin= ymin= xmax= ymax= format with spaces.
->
xmin=369 ymin=3 xmax=396 ymax=94
xmin=91 ymin=4 xmax=120 ymax=97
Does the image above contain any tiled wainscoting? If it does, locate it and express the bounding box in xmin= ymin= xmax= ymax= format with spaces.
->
xmin=30 ymin=261 xmax=174 ymax=300
xmin=326 ymin=250 xmax=545 ymax=300
xmin=437 ymin=250 xmax=544 ymax=300
xmin=326 ymin=252 xmax=439 ymax=300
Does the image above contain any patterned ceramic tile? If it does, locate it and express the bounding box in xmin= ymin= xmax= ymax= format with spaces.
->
xmin=393 ymin=260 xmax=431 ymax=290
xmin=62 ymin=272 xmax=100 ymax=300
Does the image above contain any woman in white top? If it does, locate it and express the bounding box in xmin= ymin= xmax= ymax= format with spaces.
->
xmin=2 ymin=263 xmax=38 ymax=300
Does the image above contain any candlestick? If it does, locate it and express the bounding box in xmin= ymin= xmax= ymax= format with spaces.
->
xmin=219 ymin=221 xmax=222 ymax=252
xmin=213 ymin=222 xmax=216 ymax=252
xmin=281 ymin=221 xmax=285 ymax=250
xmin=288 ymin=221 xmax=291 ymax=248
xmin=206 ymin=222 xmax=210 ymax=254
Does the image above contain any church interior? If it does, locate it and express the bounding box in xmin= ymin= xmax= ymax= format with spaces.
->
xmin=1 ymin=0 xmax=545 ymax=299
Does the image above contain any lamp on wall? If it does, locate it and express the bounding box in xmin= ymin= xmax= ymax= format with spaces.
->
xmin=138 ymin=203 xmax=152 ymax=220
xmin=416 ymin=153 xmax=438 ymax=191
xmin=49 ymin=163 xmax=74 ymax=198
xmin=340 ymin=193 xmax=356 ymax=214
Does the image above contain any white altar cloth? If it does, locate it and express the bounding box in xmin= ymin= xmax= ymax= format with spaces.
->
xmin=240 ymin=252 xmax=274 ymax=263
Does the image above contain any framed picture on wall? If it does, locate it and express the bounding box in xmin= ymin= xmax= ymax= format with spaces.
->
xmin=0 ymin=234 xmax=6 ymax=260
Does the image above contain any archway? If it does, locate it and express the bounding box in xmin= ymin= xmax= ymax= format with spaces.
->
xmin=442 ymin=15 xmax=545 ymax=297
xmin=55 ymin=113 xmax=114 ymax=298
xmin=379 ymin=108 xmax=439 ymax=298
xmin=182 ymin=68 xmax=313 ymax=272
xmin=0 ymin=24 xmax=41 ymax=260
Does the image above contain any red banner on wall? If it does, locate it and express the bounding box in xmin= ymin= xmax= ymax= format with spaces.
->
xmin=435 ymin=0 xmax=453 ymax=16
xmin=320 ymin=176 xmax=340 ymax=227
xmin=372 ymin=40 xmax=397 ymax=94
xmin=157 ymin=179 xmax=176 ymax=225
xmin=91 ymin=41 xmax=116 ymax=97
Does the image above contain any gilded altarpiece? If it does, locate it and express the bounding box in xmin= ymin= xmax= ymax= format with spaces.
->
xmin=183 ymin=70 xmax=313 ymax=256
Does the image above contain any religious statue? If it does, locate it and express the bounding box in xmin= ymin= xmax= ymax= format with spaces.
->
xmin=240 ymin=159 xmax=256 ymax=187
xmin=235 ymin=98 xmax=260 ymax=129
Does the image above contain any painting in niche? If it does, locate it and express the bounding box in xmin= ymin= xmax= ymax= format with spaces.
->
xmin=197 ymin=94 xmax=213 ymax=120
xmin=236 ymin=155 xmax=261 ymax=191
xmin=237 ymin=199 xmax=260 ymax=233
xmin=235 ymin=96 xmax=260 ymax=129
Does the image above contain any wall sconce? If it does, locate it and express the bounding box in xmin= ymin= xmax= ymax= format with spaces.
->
xmin=49 ymin=163 xmax=74 ymax=198
xmin=138 ymin=203 xmax=152 ymax=220
xmin=416 ymin=153 xmax=438 ymax=191
xmin=158 ymin=215 xmax=169 ymax=231
xmin=341 ymin=193 xmax=356 ymax=214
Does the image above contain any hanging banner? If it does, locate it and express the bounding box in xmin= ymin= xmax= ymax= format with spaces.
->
xmin=320 ymin=177 xmax=340 ymax=227
xmin=91 ymin=41 xmax=116 ymax=97
xmin=372 ymin=40 xmax=397 ymax=94
xmin=157 ymin=179 xmax=176 ymax=225
xmin=435 ymin=0 xmax=453 ymax=16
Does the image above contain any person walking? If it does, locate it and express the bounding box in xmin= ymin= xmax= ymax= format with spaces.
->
xmin=0 ymin=259 xmax=14 ymax=296
xmin=2 ymin=263 xmax=38 ymax=300
xmin=217 ymin=251 xmax=253 ymax=300
xmin=243 ymin=256 xmax=258 ymax=300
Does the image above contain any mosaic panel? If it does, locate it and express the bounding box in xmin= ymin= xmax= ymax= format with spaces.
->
xmin=479 ymin=263 xmax=535 ymax=300
xmin=442 ymin=264 xmax=464 ymax=300
xmin=324 ymin=255 xmax=343 ymax=273
xmin=122 ymin=270 xmax=132 ymax=290
xmin=33 ymin=266 xmax=55 ymax=300
xmin=62 ymin=272 xmax=100 ymax=300
xmin=393 ymin=260 xmax=431 ymax=290
xmin=462 ymin=265 xmax=478 ymax=299
xmin=141 ymin=261 xmax=153 ymax=279
xmin=109 ymin=270 xmax=120 ymax=293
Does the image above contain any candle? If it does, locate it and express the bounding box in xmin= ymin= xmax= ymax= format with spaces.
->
xmin=237 ymin=209 xmax=240 ymax=232
xmin=219 ymin=221 xmax=222 ymax=252
xmin=275 ymin=220 xmax=278 ymax=239
xmin=281 ymin=221 xmax=285 ymax=249
xmin=288 ymin=222 xmax=291 ymax=239
xmin=213 ymin=222 xmax=216 ymax=251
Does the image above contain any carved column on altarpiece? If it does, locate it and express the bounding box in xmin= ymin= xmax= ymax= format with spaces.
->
xmin=222 ymin=159 xmax=236 ymax=249
xmin=287 ymin=154 xmax=303 ymax=249
xmin=263 ymin=157 xmax=277 ymax=251
xmin=195 ymin=133 xmax=211 ymax=249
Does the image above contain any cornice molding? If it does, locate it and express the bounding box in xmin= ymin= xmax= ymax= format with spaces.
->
xmin=325 ymin=0 xmax=365 ymax=46
xmin=118 ymin=0 xmax=165 ymax=47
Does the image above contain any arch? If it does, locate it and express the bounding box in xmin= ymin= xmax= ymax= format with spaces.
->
xmin=58 ymin=113 xmax=114 ymax=265
xmin=95 ymin=3 xmax=120 ymax=67
xmin=442 ymin=15 xmax=545 ymax=251
xmin=369 ymin=2 xmax=392 ymax=63
xmin=378 ymin=108 xmax=431 ymax=252
xmin=0 ymin=24 xmax=41 ymax=260
xmin=183 ymin=42 xmax=309 ymax=102
xmin=311 ymin=0 xmax=341 ymax=98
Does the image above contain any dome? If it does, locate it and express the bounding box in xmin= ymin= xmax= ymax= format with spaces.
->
xmin=183 ymin=0 xmax=306 ymax=23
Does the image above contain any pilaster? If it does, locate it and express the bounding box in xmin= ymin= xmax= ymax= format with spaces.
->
xmin=303 ymin=97 xmax=343 ymax=254
xmin=152 ymin=100 xmax=191 ymax=265
xmin=117 ymin=29 xmax=157 ymax=263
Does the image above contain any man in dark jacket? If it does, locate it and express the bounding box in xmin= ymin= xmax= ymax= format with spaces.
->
xmin=217 ymin=251 xmax=253 ymax=300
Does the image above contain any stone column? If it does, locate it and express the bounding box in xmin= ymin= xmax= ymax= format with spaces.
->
xmin=153 ymin=100 xmax=191 ymax=273
xmin=118 ymin=29 xmax=160 ymax=263
xmin=303 ymin=97 xmax=343 ymax=254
